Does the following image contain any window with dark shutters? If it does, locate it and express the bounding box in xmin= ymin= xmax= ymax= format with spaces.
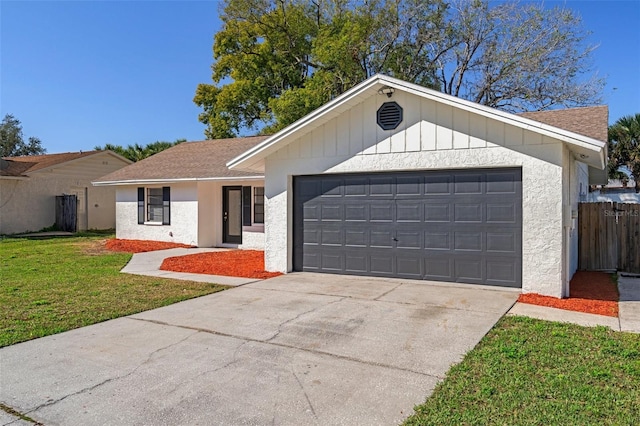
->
xmin=138 ymin=187 xmax=170 ymax=224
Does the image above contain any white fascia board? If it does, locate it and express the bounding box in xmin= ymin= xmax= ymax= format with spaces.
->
xmin=228 ymin=73 xmax=606 ymax=171
xmin=92 ymin=176 xmax=264 ymax=186
xmin=0 ymin=176 xmax=29 ymax=181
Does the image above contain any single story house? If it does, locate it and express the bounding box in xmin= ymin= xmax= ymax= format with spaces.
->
xmin=93 ymin=137 xmax=268 ymax=249
xmin=96 ymin=74 xmax=607 ymax=298
xmin=0 ymin=150 xmax=131 ymax=235
xmin=227 ymin=74 xmax=607 ymax=298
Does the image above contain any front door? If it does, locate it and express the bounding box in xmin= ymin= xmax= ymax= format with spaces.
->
xmin=223 ymin=186 xmax=242 ymax=244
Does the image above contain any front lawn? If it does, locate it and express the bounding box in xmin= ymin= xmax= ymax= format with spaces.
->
xmin=0 ymin=236 xmax=227 ymax=347
xmin=405 ymin=316 xmax=640 ymax=425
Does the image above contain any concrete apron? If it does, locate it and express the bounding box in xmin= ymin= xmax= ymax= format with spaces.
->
xmin=0 ymin=273 xmax=518 ymax=426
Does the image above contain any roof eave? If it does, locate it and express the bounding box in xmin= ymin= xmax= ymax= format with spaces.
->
xmin=228 ymin=74 xmax=606 ymax=172
xmin=92 ymin=175 xmax=265 ymax=186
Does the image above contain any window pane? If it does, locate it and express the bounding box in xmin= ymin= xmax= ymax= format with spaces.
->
xmin=147 ymin=188 xmax=164 ymax=222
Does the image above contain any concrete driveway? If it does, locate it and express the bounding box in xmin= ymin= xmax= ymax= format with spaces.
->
xmin=0 ymin=273 xmax=518 ymax=425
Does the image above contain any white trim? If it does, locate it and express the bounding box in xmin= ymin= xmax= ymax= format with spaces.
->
xmin=0 ymin=176 xmax=29 ymax=180
xmin=93 ymin=175 xmax=264 ymax=186
xmin=227 ymin=74 xmax=606 ymax=171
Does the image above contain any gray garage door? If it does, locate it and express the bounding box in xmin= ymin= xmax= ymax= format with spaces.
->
xmin=293 ymin=168 xmax=522 ymax=287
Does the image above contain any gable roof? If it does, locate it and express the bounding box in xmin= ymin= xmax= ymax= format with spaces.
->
xmin=518 ymin=106 xmax=608 ymax=142
xmin=1 ymin=150 xmax=130 ymax=177
xmin=93 ymin=136 xmax=268 ymax=185
xmin=227 ymin=74 xmax=607 ymax=173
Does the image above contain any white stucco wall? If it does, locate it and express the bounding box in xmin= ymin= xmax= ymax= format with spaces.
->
xmin=262 ymin=90 xmax=569 ymax=297
xmin=116 ymin=183 xmax=200 ymax=246
xmin=115 ymin=179 xmax=265 ymax=249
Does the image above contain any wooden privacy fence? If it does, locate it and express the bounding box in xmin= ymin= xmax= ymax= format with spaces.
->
xmin=55 ymin=194 xmax=77 ymax=232
xmin=578 ymin=202 xmax=640 ymax=273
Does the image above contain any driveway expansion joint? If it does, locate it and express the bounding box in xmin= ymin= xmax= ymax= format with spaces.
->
xmin=128 ymin=316 xmax=442 ymax=379
xmin=23 ymin=331 xmax=199 ymax=417
xmin=264 ymin=297 xmax=346 ymax=342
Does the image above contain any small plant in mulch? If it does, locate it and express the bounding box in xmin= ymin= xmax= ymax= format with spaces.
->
xmin=518 ymin=271 xmax=619 ymax=317
xmin=160 ymin=250 xmax=282 ymax=280
xmin=105 ymin=239 xmax=194 ymax=253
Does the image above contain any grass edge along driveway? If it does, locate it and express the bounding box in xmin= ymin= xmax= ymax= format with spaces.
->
xmin=0 ymin=236 xmax=227 ymax=348
xmin=404 ymin=315 xmax=640 ymax=425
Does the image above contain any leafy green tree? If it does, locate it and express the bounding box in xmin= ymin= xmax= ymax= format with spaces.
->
xmin=195 ymin=0 xmax=603 ymax=138
xmin=608 ymin=114 xmax=640 ymax=192
xmin=95 ymin=139 xmax=186 ymax=162
xmin=0 ymin=114 xmax=46 ymax=157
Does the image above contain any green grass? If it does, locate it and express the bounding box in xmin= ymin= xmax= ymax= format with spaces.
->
xmin=0 ymin=236 xmax=227 ymax=347
xmin=404 ymin=316 xmax=640 ymax=425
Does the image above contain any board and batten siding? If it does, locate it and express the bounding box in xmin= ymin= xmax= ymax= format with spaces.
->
xmin=263 ymin=91 xmax=570 ymax=297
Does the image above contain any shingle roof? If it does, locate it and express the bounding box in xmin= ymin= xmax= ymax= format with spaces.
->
xmin=1 ymin=151 xmax=101 ymax=177
xmin=518 ymin=105 xmax=608 ymax=142
xmin=95 ymin=136 xmax=268 ymax=183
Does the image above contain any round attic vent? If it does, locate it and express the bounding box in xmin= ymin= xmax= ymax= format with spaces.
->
xmin=377 ymin=101 xmax=403 ymax=130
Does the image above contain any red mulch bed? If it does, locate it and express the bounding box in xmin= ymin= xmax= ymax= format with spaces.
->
xmin=518 ymin=271 xmax=619 ymax=317
xmin=105 ymin=239 xmax=194 ymax=253
xmin=160 ymin=250 xmax=282 ymax=280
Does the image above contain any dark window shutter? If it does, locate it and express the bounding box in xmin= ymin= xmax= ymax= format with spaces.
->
xmin=137 ymin=187 xmax=145 ymax=224
xmin=162 ymin=187 xmax=170 ymax=225
xmin=242 ymin=186 xmax=251 ymax=226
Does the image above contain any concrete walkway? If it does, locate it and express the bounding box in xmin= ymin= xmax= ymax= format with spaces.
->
xmin=121 ymin=247 xmax=261 ymax=286
xmin=507 ymin=275 xmax=640 ymax=332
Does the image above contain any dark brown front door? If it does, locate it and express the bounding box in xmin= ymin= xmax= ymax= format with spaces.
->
xmin=223 ymin=186 xmax=242 ymax=244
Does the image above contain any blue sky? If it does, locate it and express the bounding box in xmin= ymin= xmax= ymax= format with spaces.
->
xmin=2 ymin=0 xmax=639 ymax=154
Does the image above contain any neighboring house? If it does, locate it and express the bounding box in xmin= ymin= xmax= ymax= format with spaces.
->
xmin=93 ymin=137 xmax=267 ymax=249
xmin=0 ymin=150 xmax=132 ymax=235
xmin=228 ymin=74 xmax=608 ymax=298
xmin=586 ymin=179 xmax=639 ymax=204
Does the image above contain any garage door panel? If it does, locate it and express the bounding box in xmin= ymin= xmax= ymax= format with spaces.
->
xmin=370 ymin=254 xmax=394 ymax=274
xmin=321 ymin=253 xmax=343 ymax=271
xmin=486 ymin=232 xmax=517 ymax=253
xmin=396 ymin=202 xmax=422 ymax=222
xmin=293 ymin=168 xmax=522 ymax=287
xmin=425 ymin=232 xmax=451 ymax=250
xmin=370 ymin=230 xmax=394 ymax=248
xmin=424 ymin=175 xmax=451 ymax=194
xmin=454 ymin=174 xmax=483 ymax=194
xmin=486 ymin=203 xmax=517 ymax=223
xmin=345 ymin=229 xmax=368 ymax=247
xmin=345 ymin=252 xmax=368 ymax=272
xmin=454 ymin=204 xmax=483 ymax=222
xmin=370 ymin=177 xmax=394 ymax=196
xmin=345 ymin=204 xmax=367 ymax=221
xmin=370 ymin=203 xmax=394 ymax=221
xmin=321 ymin=228 xmax=342 ymax=246
xmin=424 ymin=203 xmax=451 ymax=222
xmin=424 ymin=257 xmax=453 ymax=280
xmin=486 ymin=259 xmax=518 ymax=285
xmin=321 ymin=204 xmax=342 ymax=221
xmin=396 ymin=176 xmax=422 ymax=195
xmin=396 ymin=256 xmax=422 ymax=277
xmin=454 ymin=232 xmax=483 ymax=251
xmin=396 ymin=230 xmax=422 ymax=249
